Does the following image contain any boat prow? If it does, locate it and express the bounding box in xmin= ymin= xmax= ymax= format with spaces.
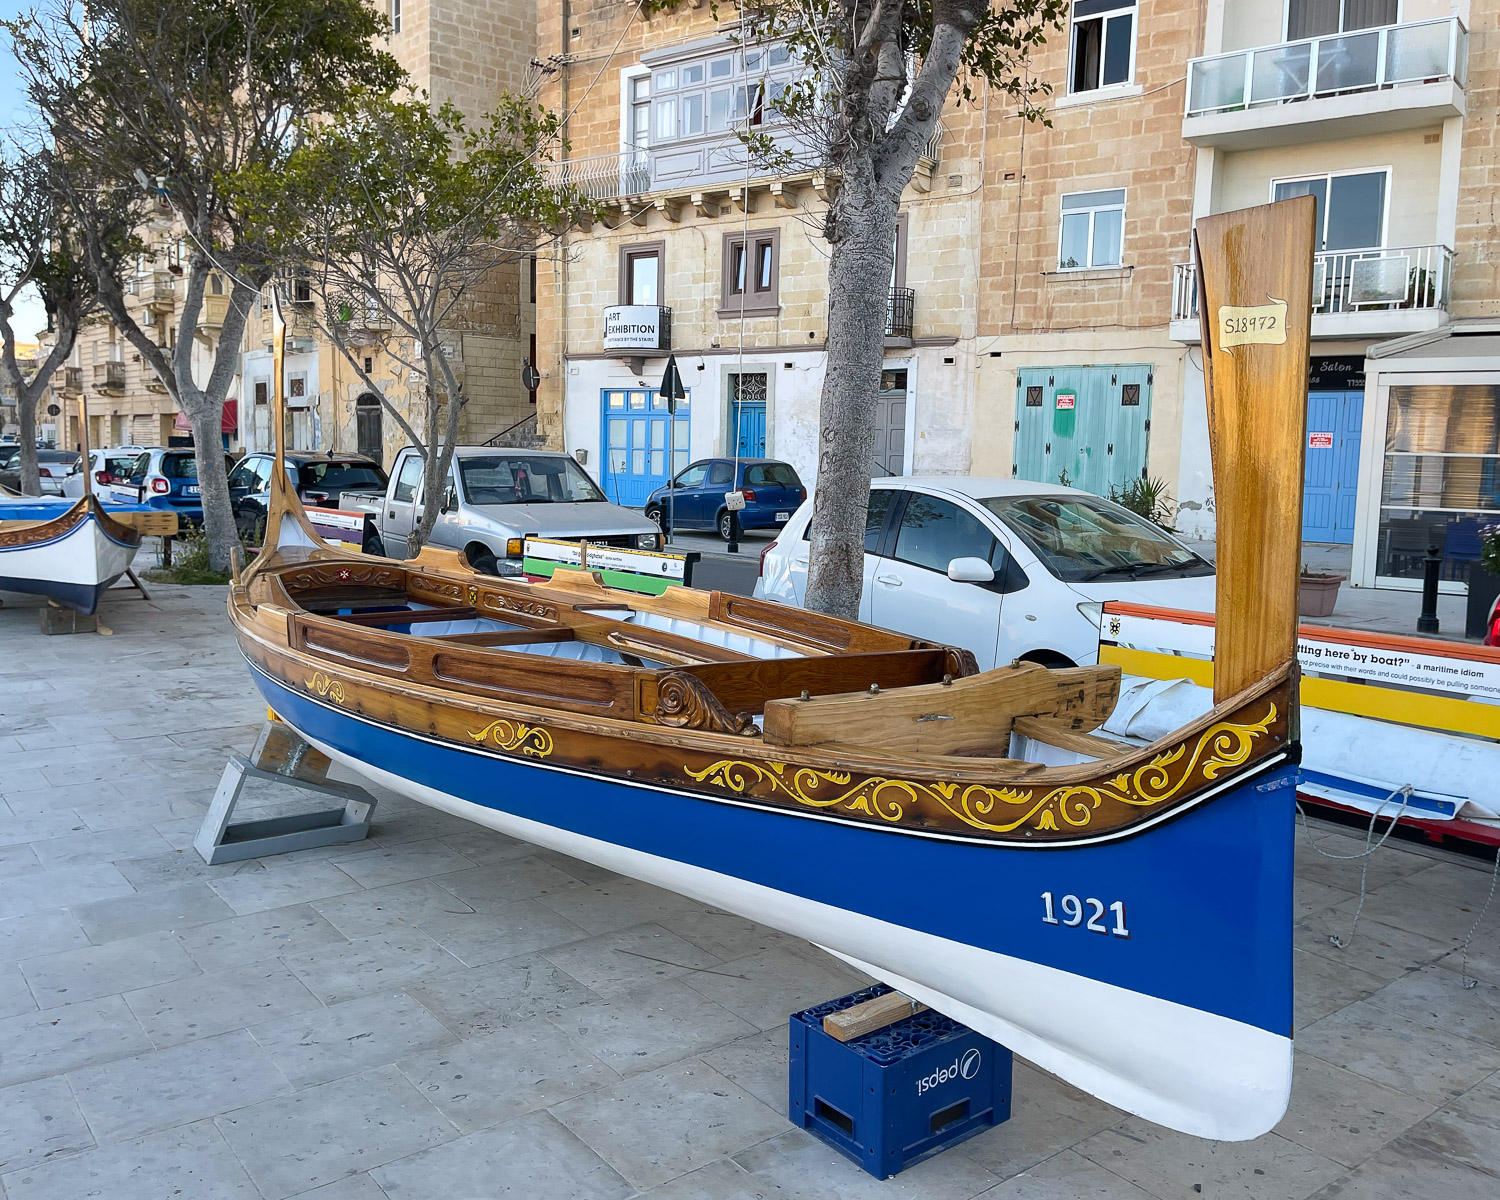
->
xmin=0 ymin=494 xmax=145 ymax=615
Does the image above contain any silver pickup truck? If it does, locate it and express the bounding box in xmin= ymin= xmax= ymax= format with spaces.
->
xmin=341 ymin=445 xmax=662 ymax=571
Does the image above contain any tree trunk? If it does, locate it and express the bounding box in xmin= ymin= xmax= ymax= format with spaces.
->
xmin=15 ymin=387 xmax=40 ymax=496
xmin=188 ymin=402 xmax=237 ymax=568
xmin=803 ymin=170 xmax=899 ymax=618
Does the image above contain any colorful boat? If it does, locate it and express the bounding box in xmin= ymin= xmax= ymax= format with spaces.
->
xmin=228 ymin=200 xmax=1317 ymax=1140
xmin=0 ymin=493 xmax=148 ymax=614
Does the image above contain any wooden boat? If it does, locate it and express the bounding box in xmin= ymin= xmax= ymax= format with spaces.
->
xmin=229 ymin=201 xmax=1316 ymax=1140
xmin=0 ymin=493 xmax=147 ymax=614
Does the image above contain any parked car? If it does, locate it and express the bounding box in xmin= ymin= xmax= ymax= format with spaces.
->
xmin=62 ymin=446 xmax=151 ymax=497
xmin=644 ymin=457 xmax=806 ymax=541
xmin=755 ymin=476 xmax=1216 ymax=669
xmin=0 ymin=444 xmax=19 ymax=492
xmin=228 ymin=451 xmax=390 ymax=537
xmin=106 ymin=448 xmax=211 ymax=524
xmin=1 ymin=448 xmax=81 ymax=495
xmin=339 ymin=446 xmax=661 ymax=569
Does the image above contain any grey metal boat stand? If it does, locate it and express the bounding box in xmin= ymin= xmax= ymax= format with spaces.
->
xmin=194 ymin=720 xmax=378 ymax=865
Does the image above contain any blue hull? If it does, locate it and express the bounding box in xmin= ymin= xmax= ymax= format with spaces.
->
xmin=0 ymin=575 xmax=115 ymax=615
xmin=248 ymin=663 xmax=1297 ymax=1137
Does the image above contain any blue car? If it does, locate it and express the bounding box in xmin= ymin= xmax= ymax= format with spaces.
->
xmin=644 ymin=457 xmax=805 ymax=541
xmin=106 ymin=448 xmax=210 ymax=526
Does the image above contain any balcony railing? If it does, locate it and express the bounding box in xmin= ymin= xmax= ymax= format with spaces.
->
xmin=1187 ymin=17 xmax=1466 ymax=117
xmin=1172 ymin=244 xmax=1454 ymax=322
xmin=91 ymin=361 xmax=125 ymax=390
xmin=62 ymin=367 xmax=83 ymax=395
xmin=886 ymin=288 xmax=915 ymax=340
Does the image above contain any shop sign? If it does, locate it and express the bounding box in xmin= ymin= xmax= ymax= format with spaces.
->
xmin=1308 ymin=356 xmax=1365 ymax=390
xmin=603 ymin=305 xmax=665 ymax=351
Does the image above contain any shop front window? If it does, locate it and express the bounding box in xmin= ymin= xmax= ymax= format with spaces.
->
xmin=1378 ymin=384 xmax=1500 ymax=581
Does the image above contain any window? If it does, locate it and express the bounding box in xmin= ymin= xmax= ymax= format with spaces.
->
xmin=745 ymin=463 xmax=800 ymax=487
xmin=1069 ymin=1 xmax=1135 ymax=94
xmin=457 ymin=455 xmax=605 ymax=505
xmin=619 ymin=243 xmax=663 ymax=305
xmin=708 ymin=461 xmax=734 ymax=487
xmin=644 ymin=42 xmax=797 ymax=145
xmin=527 ymin=254 xmax=537 ymax=304
xmin=803 ymin=486 xmax=895 ymax=549
xmin=393 ymin=454 xmax=422 ymax=503
xmin=391 ymin=0 xmax=401 ymax=34
xmin=893 ymin=494 xmax=1001 ymax=574
xmin=254 ymin=380 xmax=268 ymax=405
xmin=674 ymin=463 xmax=709 ymax=488
xmin=981 ymin=495 xmax=1209 ymax=582
xmin=720 ymin=230 xmax=779 ymax=316
xmin=1285 ymin=0 xmax=1398 ymax=40
xmin=1058 ymin=189 xmax=1125 ymax=269
xmin=1273 ymin=171 xmax=1387 ymax=251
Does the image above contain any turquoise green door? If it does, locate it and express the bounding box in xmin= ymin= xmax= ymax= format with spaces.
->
xmin=1014 ymin=366 xmax=1152 ymax=496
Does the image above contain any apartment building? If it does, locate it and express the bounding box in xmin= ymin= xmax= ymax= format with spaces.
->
xmin=235 ymin=0 xmax=541 ymax=469
xmin=535 ymin=0 xmax=1493 ymax=596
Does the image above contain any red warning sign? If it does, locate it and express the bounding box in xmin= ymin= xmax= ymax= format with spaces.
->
xmin=1308 ymin=431 xmax=1333 ymax=449
xmin=1056 ymin=392 xmax=1076 ymax=410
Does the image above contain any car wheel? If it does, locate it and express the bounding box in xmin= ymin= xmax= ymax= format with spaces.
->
xmin=365 ymin=533 xmax=386 ymax=558
xmin=646 ymin=506 xmax=665 ymax=532
xmin=466 ymin=543 xmax=500 ymax=575
xmin=717 ymin=510 xmax=734 ymax=541
xmin=1018 ymin=650 xmax=1077 ymax=670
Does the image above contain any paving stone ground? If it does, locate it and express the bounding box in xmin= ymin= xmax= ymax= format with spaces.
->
xmin=1 ymin=582 xmax=1499 ymax=1198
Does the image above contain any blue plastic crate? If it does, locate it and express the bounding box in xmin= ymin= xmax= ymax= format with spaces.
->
xmin=788 ymin=985 xmax=1011 ymax=1179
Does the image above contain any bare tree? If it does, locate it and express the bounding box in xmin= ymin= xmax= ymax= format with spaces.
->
xmin=246 ymin=91 xmax=589 ymax=555
xmin=646 ymin=0 xmax=1066 ymax=617
xmin=8 ymin=0 xmax=401 ymax=568
xmin=0 ymin=149 xmax=126 ymax=495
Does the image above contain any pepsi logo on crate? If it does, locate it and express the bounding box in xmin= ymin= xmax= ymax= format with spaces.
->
xmin=788 ymin=985 xmax=1012 ymax=1180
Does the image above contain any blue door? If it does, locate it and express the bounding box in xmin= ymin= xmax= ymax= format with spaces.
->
xmin=731 ymin=400 xmax=766 ymax=458
xmin=1302 ymin=390 xmax=1363 ymax=544
xmin=601 ymin=387 xmax=690 ymax=507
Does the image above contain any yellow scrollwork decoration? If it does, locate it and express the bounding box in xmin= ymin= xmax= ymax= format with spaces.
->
xmin=304 ymin=672 xmax=346 ymax=704
xmin=687 ymin=706 xmax=1276 ymax=835
xmin=468 ymin=718 xmax=554 ymax=759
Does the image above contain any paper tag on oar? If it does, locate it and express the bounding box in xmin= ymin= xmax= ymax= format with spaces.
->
xmin=1217 ymin=298 xmax=1287 ymax=350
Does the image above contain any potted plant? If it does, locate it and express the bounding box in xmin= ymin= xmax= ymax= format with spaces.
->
xmin=1299 ymin=566 xmax=1344 ymax=618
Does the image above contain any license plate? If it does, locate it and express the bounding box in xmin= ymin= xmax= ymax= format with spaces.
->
xmin=185 ymin=486 xmax=200 ymax=495
xmin=775 ymin=511 xmax=790 ymax=522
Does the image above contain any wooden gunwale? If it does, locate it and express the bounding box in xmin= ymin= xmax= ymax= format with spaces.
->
xmin=0 ymin=495 xmax=140 ymax=551
xmin=233 ymin=579 xmax=1295 ymax=845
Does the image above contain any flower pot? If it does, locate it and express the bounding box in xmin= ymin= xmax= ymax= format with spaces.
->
xmin=1298 ymin=574 xmax=1344 ymax=618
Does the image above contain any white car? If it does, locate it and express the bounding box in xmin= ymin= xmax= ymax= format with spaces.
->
xmin=754 ymin=476 xmax=1216 ymax=668
xmin=62 ymin=446 xmax=151 ymax=498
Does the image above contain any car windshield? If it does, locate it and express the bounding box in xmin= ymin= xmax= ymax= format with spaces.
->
xmin=458 ymin=455 xmax=605 ymax=505
xmin=38 ymin=451 xmax=79 ymax=465
xmin=980 ymin=495 xmax=1211 ymax=582
xmin=161 ymin=453 xmax=198 ymax=480
xmin=299 ymin=461 xmax=387 ymax=492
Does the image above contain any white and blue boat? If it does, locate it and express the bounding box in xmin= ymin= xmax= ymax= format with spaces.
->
xmin=229 ymin=200 xmax=1317 ymax=1140
xmin=0 ymin=493 xmax=148 ymax=614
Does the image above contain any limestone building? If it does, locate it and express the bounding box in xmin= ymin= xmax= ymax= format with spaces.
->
xmin=534 ymin=0 xmax=1494 ymax=597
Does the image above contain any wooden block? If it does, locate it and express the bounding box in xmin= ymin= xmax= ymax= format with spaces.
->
xmin=39 ymin=605 xmax=98 ymax=636
xmin=250 ymin=721 xmax=333 ymax=784
xmin=823 ymin=992 xmax=928 ymax=1042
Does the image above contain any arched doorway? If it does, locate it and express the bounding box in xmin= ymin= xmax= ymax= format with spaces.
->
xmin=355 ymin=393 xmax=383 ymax=465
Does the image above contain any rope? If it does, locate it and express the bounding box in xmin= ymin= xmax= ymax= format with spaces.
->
xmin=1297 ymin=784 xmax=1415 ymax=949
xmin=1459 ymin=848 xmax=1500 ymax=990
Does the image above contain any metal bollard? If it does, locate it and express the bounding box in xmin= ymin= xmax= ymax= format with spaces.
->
xmin=727 ymin=508 xmax=741 ymax=554
xmin=1418 ymin=544 xmax=1441 ymax=635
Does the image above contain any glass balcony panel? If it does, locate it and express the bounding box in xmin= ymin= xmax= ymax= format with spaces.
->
xmin=1314 ymin=31 xmax=1380 ymax=93
xmin=1188 ymin=54 xmax=1246 ymax=113
xmin=1385 ymin=20 xmax=1452 ymax=84
xmin=1249 ymin=41 xmax=1311 ymax=104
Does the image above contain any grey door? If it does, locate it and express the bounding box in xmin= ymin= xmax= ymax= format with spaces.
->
xmin=874 ymin=368 xmax=907 ymax=477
